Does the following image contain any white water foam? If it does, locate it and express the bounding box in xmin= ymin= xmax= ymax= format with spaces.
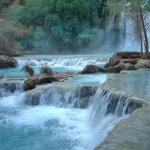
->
xmin=0 ymin=87 xmax=131 ymax=150
xmin=0 ymin=71 xmax=138 ymax=150
xmin=16 ymin=56 xmax=108 ymax=69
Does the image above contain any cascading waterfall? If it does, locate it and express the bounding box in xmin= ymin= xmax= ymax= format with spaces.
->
xmin=0 ymin=56 xmax=109 ymax=78
xmin=87 ymin=88 xmax=144 ymax=149
xmin=25 ymin=85 xmax=98 ymax=108
xmin=23 ymin=85 xmax=144 ymax=149
xmin=0 ymin=80 xmax=24 ymax=97
xmin=119 ymin=12 xmax=140 ymax=51
xmin=0 ymin=78 xmax=145 ymax=150
xmin=119 ymin=12 xmax=150 ymax=51
xmin=16 ymin=56 xmax=108 ymax=68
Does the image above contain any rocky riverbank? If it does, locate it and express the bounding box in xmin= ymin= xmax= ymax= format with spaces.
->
xmin=81 ymin=52 xmax=150 ymax=74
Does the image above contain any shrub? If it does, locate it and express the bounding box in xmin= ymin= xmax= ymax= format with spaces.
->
xmin=21 ymin=65 xmax=34 ymax=76
xmin=40 ymin=63 xmax=53 ymax=75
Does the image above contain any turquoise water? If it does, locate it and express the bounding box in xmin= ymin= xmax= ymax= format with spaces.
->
xmin=0 ymin=103 xmax=89 ymax=150
xmin=0 ymin=60 xmax=109 ymax=150
xmin=2 ymin=56 xmax=146 ymax=150
xmin=104 ymin=69 xmax=150 ymax=102
xmin=0 ymin=67 xmax=80 ymax=78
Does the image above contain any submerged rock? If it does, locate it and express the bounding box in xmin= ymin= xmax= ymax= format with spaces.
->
xmin=0 ymin=55 xmax=17 ymax=68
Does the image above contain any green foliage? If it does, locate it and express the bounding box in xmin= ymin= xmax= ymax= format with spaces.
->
xmin=10 ymin=0 xmax=103 ymax=53
xmin=107 ymin=0 xmax=150 ymax=15
xmin=21 ymin=65 xmax=34 ymax=76
xmin=0 ymin=0 xmax=15 ymax=11
xmin=77 ymin=28 xmax=104 ymax=46
xmin=32 ymin=27 xmax=53 ymax=53
xmin=40 ymin=63 xmax=53 ymax=75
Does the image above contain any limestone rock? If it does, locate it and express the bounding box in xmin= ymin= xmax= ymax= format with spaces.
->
xmin=0 ymin=55 xmax=17 ymax=68
xmin=98 ymin=62 xmax=137 ymax=73
xmin=118 ymin=62 xmax=138 ymax=70
xmin=24 ymin=74 xmax=53 ymax=91
xmin=73 ymin=85 xmax=97 ymax=108
xmin=24 ymin=72 xmax=74 ymax=91
xmin=135 ymin=59 xmax=150 ymax=68
xmin=81 ymin=65 xmax=99 ymax=74
xmin=108 ymin=52 xmax=141 ymax=67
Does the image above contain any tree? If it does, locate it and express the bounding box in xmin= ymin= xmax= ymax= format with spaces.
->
xmin=0 ymin=0 xmax=15 ymax=11
xmin=107 ymin=0 xmax=150 ymax=59
xmin=10 ymin=0 xmax=104 ymax=53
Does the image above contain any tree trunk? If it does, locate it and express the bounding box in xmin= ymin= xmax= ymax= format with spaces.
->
xmin=139 ymin=21 xmax=143 ymax=59
xmin=139 ymin=5 xmax=149 ymax=59
xmin=134 ymin=13 xmax=143 ymax=59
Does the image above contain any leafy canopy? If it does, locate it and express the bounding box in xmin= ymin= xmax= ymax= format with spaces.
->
xmin=11 ymin=0 xmax=104 ymax=52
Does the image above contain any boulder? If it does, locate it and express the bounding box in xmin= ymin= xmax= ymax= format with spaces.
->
xmin=81 ymin=65 xmax=99 ymax=74
xmin=82 ymin=52 xmax=150 ymax=74
xmin=0 ymin=55 xmax=17 ymax=68
xmin=98 ymin=62 xmax=137 ymax=73
xmin=24 ymin=74 xmax=53 ymax=91
xmin=135 ymin=59 xmax=150 ymax=68
xmin=108 ymin=52 xmax=141 ymax=67
xmin=118 ymin=62 xmax=138 ymax=70
xmin=24 ymin=72 xmax=74 ymax=91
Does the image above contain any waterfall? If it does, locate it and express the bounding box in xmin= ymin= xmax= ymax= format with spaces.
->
xmin=16 ymin=56 xmax=109 ymax=68
xmin=25 ymin=85 xmax=144 ymax=111
xmin=87 ymin=88 xmax=145 ymax=149
xmin=0 ymin=78 xmax=146 ymax=150
xmin=119 ymin=12 xmax=150 ymax=51
xmin=0 ymin=80 xmax=24 ymax=97
xmin=24 ymin=84 xmax=145 ymax=149
xmin=119 ymin=12 xmax=140 ymax=51
xmin=25 ymin=85 xmax=98 ymax=108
